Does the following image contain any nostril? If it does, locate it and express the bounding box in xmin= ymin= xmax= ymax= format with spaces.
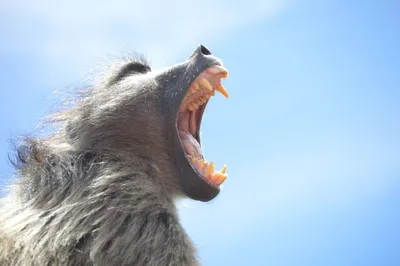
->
xmin=199 ymin=45 xmax=212 ymax=56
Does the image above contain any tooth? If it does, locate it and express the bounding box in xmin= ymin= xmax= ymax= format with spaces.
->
xmin=190 ymin=82 xmax=200 ymax=93
xmin=216 ymin=84 xmax=229 ymax=98
xmin=199 ymin=78 xmax=213 ymax=91
xmin=221 ymin=165 xmax=227 ymax=174
xmin=205 ymin=162 xmax=214 ymax=177
xmin=210 ymin=172 xmax=227 ymax=185
xmin=193 ymin=160 xmax=202 ymax=169
xmin=199 ymin=97 xmax=206 ymax=105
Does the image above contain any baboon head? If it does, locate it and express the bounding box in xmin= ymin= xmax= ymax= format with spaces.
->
xmin=63 ymin=45 xmax=229 ymax=201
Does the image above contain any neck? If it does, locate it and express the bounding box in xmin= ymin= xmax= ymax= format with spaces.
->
xmin=1 ymin=140 xmax=199 ymax=265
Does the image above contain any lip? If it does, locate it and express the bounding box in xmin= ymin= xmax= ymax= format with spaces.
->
xmin=168 ymin=45 xmax=228 ymax=202
xmin=174 ymin=62 xmax=229 ymax=191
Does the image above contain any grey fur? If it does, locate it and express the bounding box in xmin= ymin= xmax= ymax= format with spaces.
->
xmin=0 ymin=48 xmax=219 ymax=265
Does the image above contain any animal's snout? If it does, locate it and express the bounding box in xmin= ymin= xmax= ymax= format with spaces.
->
xmin=189 ymin=45 xmax=212 ymax=60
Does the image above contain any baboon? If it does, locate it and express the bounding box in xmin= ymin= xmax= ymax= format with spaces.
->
xmin=0 ymin=45 xmax=229 ymax=265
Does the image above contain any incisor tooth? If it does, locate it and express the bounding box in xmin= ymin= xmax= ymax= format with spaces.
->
xmin=205 ymin=162 xmax=214 ymax=177
xmin=199 ymin=78 xmax=213 ymax=91
xmin=216 ymin=84 xmax=229 ymax=98
xmin=211 ymin=172 xmax=227 ymax=185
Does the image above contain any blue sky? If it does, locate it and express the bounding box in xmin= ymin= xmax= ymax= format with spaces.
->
xmin=0 ymin=0 xmax=399 ymax=265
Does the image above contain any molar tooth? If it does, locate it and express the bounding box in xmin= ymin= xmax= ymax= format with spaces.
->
xmin=199 ymin=78 xmax=213 ymax=91
xmin=190 ymin=82 xmax=199 ymax=93
xmin=216 ymin=84 xmax=229 ymax=98
xmin=189 ymin=103 xmax=196 ymax=111
xmin=198 ymin=97 xmax=205 ymax=104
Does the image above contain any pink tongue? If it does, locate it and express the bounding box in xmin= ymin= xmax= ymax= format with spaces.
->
xmin=179 ymin=131 xmax=202 ymax=158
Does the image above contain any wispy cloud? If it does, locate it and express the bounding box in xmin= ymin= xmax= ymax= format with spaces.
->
xmin=0 ymin=0 xmax=290 ymax=70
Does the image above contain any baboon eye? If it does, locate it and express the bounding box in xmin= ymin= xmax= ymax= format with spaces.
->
xmin=122 ymin=62 xmax=151 ymax=75
xmin=112 ymin=62 xmax=151 ymax=84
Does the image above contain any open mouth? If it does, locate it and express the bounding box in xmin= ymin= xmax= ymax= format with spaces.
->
xmin=177 ymin=65 xmax=229 ymax=188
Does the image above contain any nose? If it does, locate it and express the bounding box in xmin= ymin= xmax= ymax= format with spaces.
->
xmin=189 ymin=44 xmax=212 ymax=59
xmin=198 ymin=45 xmax=212 ymax=55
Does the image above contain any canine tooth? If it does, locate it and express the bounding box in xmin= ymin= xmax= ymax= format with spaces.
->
xmin=205 ymin=162 xmax=214 ymax=177
xmin=199 ymin=78 xmax=213 ymax=91
xmin=216 ymin=84 xmax=229 ymax=98
xmin=221 ymin=165 xmax=227 ymax=174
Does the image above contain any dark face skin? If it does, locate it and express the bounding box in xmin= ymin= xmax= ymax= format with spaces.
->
xmin=64 ymin=45 xmax=224 ymax=201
